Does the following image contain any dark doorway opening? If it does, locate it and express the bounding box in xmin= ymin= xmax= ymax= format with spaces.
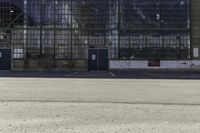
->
xmin=88 ymin=49 xmax=108 ymax=71
xmin=0 ymin=49 xmax=11 ymax=70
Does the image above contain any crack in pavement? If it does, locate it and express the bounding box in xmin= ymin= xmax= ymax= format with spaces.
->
xmin=1 ymin=100 xmax=200 ymax=107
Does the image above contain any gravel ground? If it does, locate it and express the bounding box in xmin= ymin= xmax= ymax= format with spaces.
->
xmin=0 ymin=78 xmax=200 ymax=133
xmin=1 ymin=102 xmax=200 ymax=133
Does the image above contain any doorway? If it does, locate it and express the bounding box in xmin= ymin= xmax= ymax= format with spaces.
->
xmin=0 ymin=49 xmax=11 ymax=70
xmin=88 ymin=49 xmax=108 ymax=71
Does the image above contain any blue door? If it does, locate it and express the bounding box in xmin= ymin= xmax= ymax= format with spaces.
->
xmin=0 ymin=49 xmax=11 ymax=70
xmin=88 ymin=49 xmax=108 ymax=71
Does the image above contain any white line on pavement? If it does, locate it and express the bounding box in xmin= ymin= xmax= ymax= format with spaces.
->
xmin=65 ymin=72 xmax=79 ymax=77
xmin=110 ymin=72 xmax=116 ymax=78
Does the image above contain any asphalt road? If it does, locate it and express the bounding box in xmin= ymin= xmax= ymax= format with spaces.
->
xmin=1 ymin=70 xmax=200 ymax=79
xmin=0 ymin=72 xmax=200 ymax=133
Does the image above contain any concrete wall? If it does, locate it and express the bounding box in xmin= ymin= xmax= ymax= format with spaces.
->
xmin=13 ymin=60 xmax=88 ymax=70
xmin=191 ymin=0 xmax=200 ymax=59
xmin=109 ymin=60 xmax=200 ymax=69
xmin=109 ymin=60 xmax=148 ymax=69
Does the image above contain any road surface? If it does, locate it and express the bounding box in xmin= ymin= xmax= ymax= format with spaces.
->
xmin=0 ymin=74 xmax=200 ymax=133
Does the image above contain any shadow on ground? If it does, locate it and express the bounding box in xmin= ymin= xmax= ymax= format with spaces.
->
xmin=0 ymin=70 xmax=200 ymax=79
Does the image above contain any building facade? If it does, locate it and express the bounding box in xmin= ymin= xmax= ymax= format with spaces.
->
xmin=0 ymin=0 xmax=199 ymax=70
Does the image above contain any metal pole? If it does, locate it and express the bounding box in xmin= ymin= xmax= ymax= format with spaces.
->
xmin=117 ymin=0 xmax=121 ymax=59
xmin=70 ymin=0 xmax=73 ymax=69
xmin=40 ymin=1 xmax=43 ymax=57
xmin=189 ymin=0 xmax=192 ymax=59
xmin=53 ymin=0 xmax=56 ymax=67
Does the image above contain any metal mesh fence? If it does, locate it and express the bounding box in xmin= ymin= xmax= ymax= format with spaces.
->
xmin=0 ymin=0 xmax=191 ymax=63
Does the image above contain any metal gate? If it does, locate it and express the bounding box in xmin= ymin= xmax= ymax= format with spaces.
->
xmin=0 ymin=30 xmax=11 ymax=70
xmin=88 ymin=49 xmax=108 ymax=71
xmin=0 ymin=49 xmax=11 ymax=70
